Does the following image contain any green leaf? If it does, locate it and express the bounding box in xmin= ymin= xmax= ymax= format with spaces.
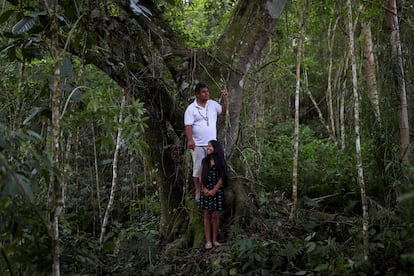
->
xmin=12 ymin=16 xmax=37 ymax=34
xmin=61 ymin=56 xmax=74 ymax=78
xmin=4 ymin=173 xmax=34 ymax=199
xmin=313 ymin=263 xmax=329 ymax=272
xmin=306 ymin=241 xmax=316 ymax=253
xmin=377 ymin=243 xmax=385 ymax=249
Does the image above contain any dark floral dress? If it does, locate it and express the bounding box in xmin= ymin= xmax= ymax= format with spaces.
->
xmin=199 ymin=165 xmax=225 ymax=211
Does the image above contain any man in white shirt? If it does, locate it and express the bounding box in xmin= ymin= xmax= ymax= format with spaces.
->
xmin=184 ymin=83 xmax=228 ymax=201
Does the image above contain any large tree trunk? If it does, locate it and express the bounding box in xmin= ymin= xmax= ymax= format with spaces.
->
xmin=213 ymin=0 xmax=287 ymax=157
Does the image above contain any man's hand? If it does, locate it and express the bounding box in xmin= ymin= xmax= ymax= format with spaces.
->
xmin=187 ymin=139 xmax=195 ymax=150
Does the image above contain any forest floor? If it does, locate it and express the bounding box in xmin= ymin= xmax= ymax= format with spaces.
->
xmin=162 ymin=207 xmax=294 ymax=275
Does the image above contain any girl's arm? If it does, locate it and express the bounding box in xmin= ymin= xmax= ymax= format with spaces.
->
xmin=209 ymin=178 xmax=223 ymax=196
xmin=198 ymin=163 xmax=203 ymax=186
xmin=208 ymin=165 xmax=226 ymax=196
xmin=199 ymin=163 xmax=210 ymax=195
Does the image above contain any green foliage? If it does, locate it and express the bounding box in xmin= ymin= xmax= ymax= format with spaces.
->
xmin=59 ymin=197 xmax=161 ymax=274
xmin=227 ymin=238 xmax=284 ymax=274
xmin=211 ymin=214 xmax=414 ymax=275
xmin=158 ymin=0 xmax=234 ymax=48
xmin=81 ymin=85 xmax=148 ymax=155
xmin=369 ymin=222 xmax=414 ymax=274
xmin=0 ymin=123 xmax=51 ymax=196
xmin=257 ymin=121 xmax=356 ymax=199
xmin=0 ymin=124 xmax=53 ymax=274
xmin=0 ymin=51 xmax=150 ymax=275
xmin=220 ymin=234 xmax=352 ymax=275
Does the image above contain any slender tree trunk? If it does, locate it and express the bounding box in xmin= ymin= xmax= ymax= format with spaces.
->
xmin=46 ymin=0 xmax=63 ymax=274
xmin=326 ymin=18 xmax=338 ymax=142
xmin=91 ymin=123 xmax=102 ymax=221
xmin=337 ymin=50 xmax=350 ymax=151
xmin=290 ymin=1 xmax=308 ymax=222
xmin=340 ymin=77 xmax=347 ymax=151
xmin=251 ymin=80 xmax=262 ymax=179
xmin=361 ymin=16 xmax=381 ymax=125
xmin=62 ymin=132 xmax=72 ymax=213
xmin=385 ymin=0 xmax=410 ymax=163
xmin=99 ymin=95 xmax=126 ymax=244
xmin=347 ymin=0 xmax=369 ymax=261
xmin=16 ymin=61 xmax=25 ymax=129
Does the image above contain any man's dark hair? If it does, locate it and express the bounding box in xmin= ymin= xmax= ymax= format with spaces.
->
xmin=194 ymin=83 xmax=208 ymax=94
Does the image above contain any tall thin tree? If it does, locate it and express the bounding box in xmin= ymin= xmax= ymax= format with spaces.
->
xmin=100 ymin=94 xmax=126 ymax=244
xmin=290 ymin=1 xmax=309 ymax=221
xmin=45 ymin=0 xmax=63 ymax=274
xmin=347 ymin=0 xmax=369 ymax=261
xmin=385 ymin=0 xmax=410 ymax=163
xmin=326 ymin=17 xmax=338 ymax=142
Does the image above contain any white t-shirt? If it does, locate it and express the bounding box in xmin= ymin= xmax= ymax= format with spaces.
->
xmin=184 ymin=99 xmax=222 ymax=146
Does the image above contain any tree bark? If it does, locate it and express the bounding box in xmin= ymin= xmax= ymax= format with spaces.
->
xmin=361 ymin=14 xmax=381 ymax=125
xmin=213 ymin=0 xmax=287 ymax=157
xmin=290 ymin=1 xmax=308 ymax=222
xmin=100 ymin=95 xmax=125 ymax=244
xmin=47 ymin=0 xmax=63 ymax=274
xmin=326 ymin=18 xmax=338 ymax=142
xmin=91 ymin=123 xmax=102 ymax=221
xmin=347 ymin=0 xmax=369 ymax=261
xmin=385 ymin=0 xmax=410 ymax=163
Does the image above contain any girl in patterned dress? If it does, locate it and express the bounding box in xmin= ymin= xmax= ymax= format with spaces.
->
xmin=198 ymin=140 xmax=227 ymax=249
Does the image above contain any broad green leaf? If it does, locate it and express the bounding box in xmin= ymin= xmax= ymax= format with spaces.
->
xmin=61 ymin=56 xmax=74 ymax=78
xmin=4 ymin=173 xmax=34 ymax=199
xmin=12 ymin=16 xmax=37 ymax=34
xmin=306 ymin=241 xmax=316 ymax=253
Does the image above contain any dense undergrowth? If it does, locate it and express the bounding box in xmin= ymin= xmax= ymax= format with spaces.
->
xmin=2 ymin=193 xmax=413 ymax=275
xmin=1 ymin=121 xmax=414 ymax=275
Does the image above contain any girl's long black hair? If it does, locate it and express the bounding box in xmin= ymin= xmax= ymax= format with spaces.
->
xmin=201 ymin=140 xmax=227 ymax=185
